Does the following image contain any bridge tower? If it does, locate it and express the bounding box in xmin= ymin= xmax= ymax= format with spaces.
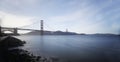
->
xmin=0 ymin=26 xmax=1 ymax=35
xmin=13 ymin=28 xmax=18 ymax=35
xmin=66 ymin=29 xmax=68 ymax=32
xmin=0 ymin=19 xmax=2 ymax=35
xmin=40 ymin=20 xmax=44 ymax=35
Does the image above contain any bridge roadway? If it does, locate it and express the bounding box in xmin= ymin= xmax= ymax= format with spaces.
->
xmin=1 ymin=27 xmax=40 ymax=31
xmin=1 ymin=27 xmax=40 ymax=35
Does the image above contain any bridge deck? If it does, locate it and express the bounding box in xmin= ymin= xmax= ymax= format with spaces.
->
xmin=1 ymin=27 xmax=40 ymax=31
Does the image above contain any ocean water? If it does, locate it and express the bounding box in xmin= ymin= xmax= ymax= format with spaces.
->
xmin=15 ymin=35 xmax=120 ymax=62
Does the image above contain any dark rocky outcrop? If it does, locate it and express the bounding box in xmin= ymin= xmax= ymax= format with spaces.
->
xmin=0 ymin=36 xmax=25 ymax=49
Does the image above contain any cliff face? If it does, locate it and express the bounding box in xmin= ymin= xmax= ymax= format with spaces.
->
xmin=25 ymin=31 xmax=78 ymax=35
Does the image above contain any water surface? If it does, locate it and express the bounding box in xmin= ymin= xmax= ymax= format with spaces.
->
xmin=15 ymin=35 xmax=120 ymax=62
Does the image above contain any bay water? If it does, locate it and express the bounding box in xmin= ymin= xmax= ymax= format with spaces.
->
xmin=15 ymin=35 xmax=120 ymax=62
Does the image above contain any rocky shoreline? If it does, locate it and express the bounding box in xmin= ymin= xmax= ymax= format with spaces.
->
xmin=0 ymin=36 xmax=60 ymax=62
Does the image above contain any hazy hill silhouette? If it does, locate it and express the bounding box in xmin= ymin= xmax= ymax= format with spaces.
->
xmin=25 ymin=30 xmax=78 ymax=35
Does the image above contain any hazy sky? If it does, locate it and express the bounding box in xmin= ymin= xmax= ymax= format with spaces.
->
xmin=0 ymin=0 xmax=120 ymax=34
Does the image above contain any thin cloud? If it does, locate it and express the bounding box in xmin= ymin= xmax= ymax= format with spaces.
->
xmin=0 ymin=11 xmax=34 ymax=27
xmin=48 ymin=0 xmax=120 ymax=34
xmin=0 ymin=0 xmax=38 ymax=5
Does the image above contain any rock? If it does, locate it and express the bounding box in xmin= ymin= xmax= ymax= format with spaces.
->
xmin=0 ymin=36 xmax=26 ymax=49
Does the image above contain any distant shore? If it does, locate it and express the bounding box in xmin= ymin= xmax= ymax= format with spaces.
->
xmin=24 ymin=31 xmax=120 ymax=36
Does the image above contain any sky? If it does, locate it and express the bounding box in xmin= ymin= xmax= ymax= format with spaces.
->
xmin=0 ymin=0 xmax=120 ymax=34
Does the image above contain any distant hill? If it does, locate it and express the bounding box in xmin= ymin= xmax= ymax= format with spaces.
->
xmin=89 ymin=33 xmax=119 ymax=36
xmin=23 ymin=31 xmax=120 ymax=36
xmin=25 ymin=31 xmax=78 ymax=35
